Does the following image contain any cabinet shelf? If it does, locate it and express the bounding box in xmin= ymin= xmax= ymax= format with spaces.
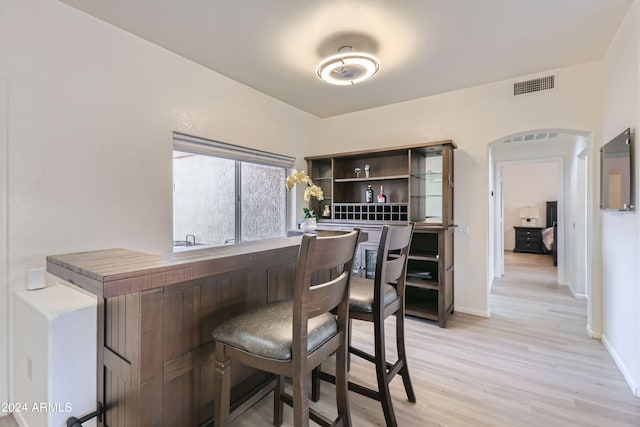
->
xmin=406 ymin=279 xmax=439 ymax=291
xmin=408 ymin=251 xmax=439 ymax=261
xmin=405 ymin=286 xmax=439 ymax=320
xmin=411 ymin=194 xmax=442 ymax=199
xmin=411 ymin=172 xmax=442 ymax=182
xmin=334 ymin=174 xmax=409 ymax=183
xmin=406 ymin=306 xmax=439 ymax=321
xmin=404 ymin=227 xmax=454 ymax=327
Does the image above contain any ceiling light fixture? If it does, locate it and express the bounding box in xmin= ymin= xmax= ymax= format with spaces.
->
xmin=316 ymin=46 xmax=380 ymax=86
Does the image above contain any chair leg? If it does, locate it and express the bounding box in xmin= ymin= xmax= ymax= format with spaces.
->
xmin=396 ymin=306 xmax=416 ymax=402
xmin=375 ymin=317 xmax=397 ymax=427
xmin=273 ymin=375 xmax=284 ymax=426
xmin=292 ymin=366 xmax=309 ymax=427
xmin=311 ymin=367 xmax=321 ymax=402
xmin=214 ymin=343 xmax=231 ymax=427
xmin=347 ymin=318 xmax=353 ymax=371
xmin=312 ymin=317 xmax=353 ymax=403
xmin=335 ymin=335 xmax=352 ymax=427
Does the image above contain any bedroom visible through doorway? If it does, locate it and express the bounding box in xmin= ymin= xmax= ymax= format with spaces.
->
xmin=488 ymin=130 xmax=590 ymax=321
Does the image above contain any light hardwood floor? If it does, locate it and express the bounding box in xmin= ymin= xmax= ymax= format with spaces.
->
xmin=2 ymin=252 xmax=639 ymax=426
xmin=230 ymin=251 xmax=640 ymax=426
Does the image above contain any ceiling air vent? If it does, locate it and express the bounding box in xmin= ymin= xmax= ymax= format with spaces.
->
xmin=513 ymin=75 xmax=555 ymax=96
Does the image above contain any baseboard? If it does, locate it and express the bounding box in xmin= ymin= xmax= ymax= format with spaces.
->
xmin=601 ymin=334 xmax=639 ymax=396
xmin=568 ymin=287 xmax=587 ymax=299
xmin=586 ymin=324 xmax=601 ymax=339
xmin=454 ymin=306 xmax=490 ymax=318
xmin=14 ymin=411 xmax=28 ymax=427
xmin=559 ymin=282 xmax=587 ymax=299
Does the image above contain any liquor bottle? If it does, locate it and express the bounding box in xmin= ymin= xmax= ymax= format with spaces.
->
xmin=377 ymin=185 xmax=387 ymax=203
xmin=366 ymin=185 xmax=374 ymax=203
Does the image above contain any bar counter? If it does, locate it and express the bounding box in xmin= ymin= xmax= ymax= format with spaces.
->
xmin=47 ymin=237 xmax=303 ymax=298
xmin=47 ymin=237 xmax=305 ymax=427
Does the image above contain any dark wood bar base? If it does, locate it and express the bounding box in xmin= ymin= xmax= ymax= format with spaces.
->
xmin=47 ymin=241 xmax=302 ymax=427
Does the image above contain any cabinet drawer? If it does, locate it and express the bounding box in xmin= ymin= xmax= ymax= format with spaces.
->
xmin=515 ymin=230 xmax=539 ymax=238
xmin=516 ymin=236 xmax=542 ymax=245
xmin=517 ymin=241 xmax=540 ymax=249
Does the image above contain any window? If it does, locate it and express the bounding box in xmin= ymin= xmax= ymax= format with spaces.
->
xmin=173 ymin=132 xmax=294 ymax=251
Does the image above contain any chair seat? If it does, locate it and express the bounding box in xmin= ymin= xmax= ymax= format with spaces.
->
xmin=349 ymin=277 xmax=398 ymax=312
xmin=212 ymin=300 xmax=337 ymax=361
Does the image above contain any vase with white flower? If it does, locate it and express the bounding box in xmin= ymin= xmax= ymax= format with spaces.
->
xmin=285 ymin=170 xmax=324 ymax=232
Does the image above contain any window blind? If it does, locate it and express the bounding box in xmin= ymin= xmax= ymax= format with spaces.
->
xmin=173 ymin=132 xmax=295 ymax=168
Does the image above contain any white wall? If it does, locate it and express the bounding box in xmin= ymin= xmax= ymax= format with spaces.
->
xmin=502 ymin=162 xmax=558 ymax=250
xmin=3 ymin=0 xmax=638 ymax=410
xmin=319 ymin=64 xmax=602 ymax=317
xmin=0 ymin=0 xmax=318 ymax=408
xmin=0 ymin=75 xmax=8 ymax=414
xmin=601 ymin=0 xmax=640 ymax=396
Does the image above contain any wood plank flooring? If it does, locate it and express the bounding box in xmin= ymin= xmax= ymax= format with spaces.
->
xmin=2 ymin=251 xmax=638 ymax=426
xmin=229 ymin=251 xmax=640 ymax=426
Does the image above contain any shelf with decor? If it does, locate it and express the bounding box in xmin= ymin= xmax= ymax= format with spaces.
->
xmin=306 ymin=141 xmax=456 ymax=326
xmin=333 ymin=175 xmax=410 ymax=183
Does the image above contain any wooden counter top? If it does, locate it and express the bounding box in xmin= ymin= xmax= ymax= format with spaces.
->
xmin=46 ymin=230 xmax=365 ymax=299
xmin=47 ymin=237 xmax=302 ymax=298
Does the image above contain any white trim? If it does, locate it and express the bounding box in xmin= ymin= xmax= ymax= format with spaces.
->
xmin=455 ymin=306 xmax=490 ymax=318
xmin=13 ymin=412 xmax=28 ymax=427
xmin=601 ymin=334 xmax=640 ymax=397
xmin=586 ymin=324 xmax=601 ymax=339
xmin=0 ymin=76 xmax=9 ymax=410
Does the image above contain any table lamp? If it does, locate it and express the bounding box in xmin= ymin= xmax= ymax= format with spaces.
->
xmin=519 ymin=206 xmax=540 ymax=226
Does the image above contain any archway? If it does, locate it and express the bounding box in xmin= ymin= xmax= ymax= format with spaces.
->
xmin=487 ymin=129 xmax=591 ymax=322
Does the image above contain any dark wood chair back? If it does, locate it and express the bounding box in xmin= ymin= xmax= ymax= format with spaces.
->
xmin=374 ymin=224 xmax=413 ymax=310
xmin=297 ymin=231 xmax=360 ymax=319
xmin=291 ymin=230 xmax=360 ymax=369
xmin=312 ymin=224 xmax=415 ymax=427
xmin=213 ymin=228 xmax=360 ymax=427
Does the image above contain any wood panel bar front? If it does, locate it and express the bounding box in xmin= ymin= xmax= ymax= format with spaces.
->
xmin=47 ymin=238 xmax=302 ymax=427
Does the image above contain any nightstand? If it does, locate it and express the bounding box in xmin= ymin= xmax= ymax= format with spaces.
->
xmin=513 ymin=226 xmax=543 ymax=254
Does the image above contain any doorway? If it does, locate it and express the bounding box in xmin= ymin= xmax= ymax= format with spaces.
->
xmin=488 ymin=130 xmax=590 ymax=317
xmin=496 ymin=158 xmax=562 ymax=283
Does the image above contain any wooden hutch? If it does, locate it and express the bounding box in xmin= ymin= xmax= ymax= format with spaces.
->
xmin=306 ymin=140 xmax=456 ymax=327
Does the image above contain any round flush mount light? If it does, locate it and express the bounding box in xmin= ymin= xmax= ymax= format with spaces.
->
xmin=316 ymin=46 xmax=380 ymax=86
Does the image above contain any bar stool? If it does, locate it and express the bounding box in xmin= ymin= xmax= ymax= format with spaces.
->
xmin=212 ymin=229 xmax=360 ymax=427
xmin=313 ymin=224 xmax=415 ymax=427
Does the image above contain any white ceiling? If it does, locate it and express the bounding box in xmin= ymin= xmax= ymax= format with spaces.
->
xmin=60 ymin=0 xmax=632 ymax=118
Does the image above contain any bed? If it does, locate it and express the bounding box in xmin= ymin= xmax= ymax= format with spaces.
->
xmin=543 ymin=201 xmax=558 ymax=266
